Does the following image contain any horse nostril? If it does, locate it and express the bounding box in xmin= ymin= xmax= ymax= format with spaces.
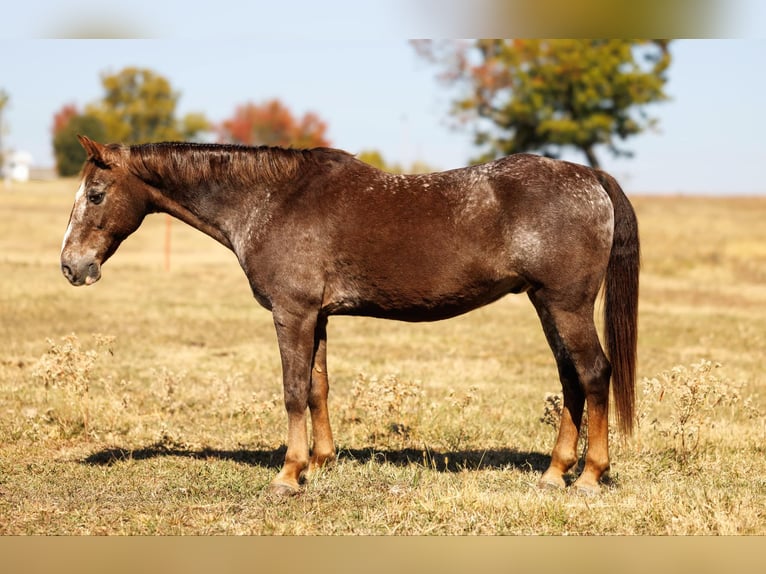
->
xmin=61 ymin=264 xmax=73 ymax=279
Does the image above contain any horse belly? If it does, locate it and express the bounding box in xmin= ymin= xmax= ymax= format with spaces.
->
xmin=323 ymin=255 xmax=528 ymax=322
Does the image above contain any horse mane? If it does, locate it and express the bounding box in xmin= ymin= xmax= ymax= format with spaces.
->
xmin=125 ymin=142 xmax=352 ymax=190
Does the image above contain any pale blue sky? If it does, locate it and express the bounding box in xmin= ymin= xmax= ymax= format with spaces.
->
xmin=2 ymin=38 xmax=765 ymax=194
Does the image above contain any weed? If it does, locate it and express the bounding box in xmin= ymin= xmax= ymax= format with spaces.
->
xmin=246 ymin=393 xmax=281 ymax=440
xmin=32 ymin=333 xmax=114 ymax=438
xmin=441 ymin=385 xmax=481 ymax=451
xmin=540 ymin=392 xmax=564 ymax=432
xmin=639 ymin=360 xmax=762 ymax=461
xmin=151 ymin=367 xmax=187 ymax=415
xmin=344 ymin=373 xmax=423 ymax=447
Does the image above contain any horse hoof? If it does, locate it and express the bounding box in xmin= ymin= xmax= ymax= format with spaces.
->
xmin=268 ymin=481 xmax=301 ymax=497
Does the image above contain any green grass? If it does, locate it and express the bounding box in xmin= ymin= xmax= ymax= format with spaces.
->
xmin=1 ymin=180 xmax=764 ymax=534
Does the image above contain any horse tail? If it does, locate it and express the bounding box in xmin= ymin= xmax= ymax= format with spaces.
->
xmin=596 ymin=169 xmax=640 ymax=436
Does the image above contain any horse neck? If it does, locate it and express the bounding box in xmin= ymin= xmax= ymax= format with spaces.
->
xmin=146 ymin=182 xmax=236 ymax=250
xmin=132 ymin=145 xmax=289 ymax=253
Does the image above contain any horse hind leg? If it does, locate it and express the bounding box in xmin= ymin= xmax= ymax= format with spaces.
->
xmin=529 ymin=289 xmax=611 ymax=494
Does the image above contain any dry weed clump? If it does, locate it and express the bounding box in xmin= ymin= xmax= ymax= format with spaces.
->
xmin=151 ymin=367 xmax=187 ymax=415
xmin=440 ymin=385 xmax=481 ymax=451
xmin=234 ymin=391 xmax=282 ymax=444
xmin=343 ymin=373 xmax=424 ymax=447
xmin=540 ymin=392 xmax=564 ymax=432
xmin=33 ymin=333 xmax=114 ymax=437
xmin=638 ymin=359 xmax=761 ymax=461
xmin=339 ymin=373 xmax=485 ymax=453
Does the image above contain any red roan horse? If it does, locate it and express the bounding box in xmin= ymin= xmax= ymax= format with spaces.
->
xmin=61 ymin=136 xmax=639 ymax=495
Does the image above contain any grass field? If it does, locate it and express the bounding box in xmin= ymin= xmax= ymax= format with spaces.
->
xmin=1 ymin=178 xmax=764 ymax=534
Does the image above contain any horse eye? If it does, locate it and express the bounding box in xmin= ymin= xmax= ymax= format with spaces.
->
xmin=88 ymin=191 xmax=105 ymax=205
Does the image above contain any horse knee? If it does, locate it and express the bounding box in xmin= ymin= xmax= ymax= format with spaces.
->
xmin=283 ymin=392 xmax=308 ymax=414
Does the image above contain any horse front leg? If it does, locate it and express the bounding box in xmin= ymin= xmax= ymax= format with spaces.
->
xmin=307 ymin=315 xmax=336 ymax=474
xmin=270 ymin=307 xmax=318 ymax=495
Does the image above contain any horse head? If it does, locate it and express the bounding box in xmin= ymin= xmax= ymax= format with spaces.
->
xmin=60 ymin=135 xmax=149 ymax=286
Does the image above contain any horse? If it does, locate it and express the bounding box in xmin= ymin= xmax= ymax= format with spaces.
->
xmin=61 ymin=135 xmax=639 ymax=496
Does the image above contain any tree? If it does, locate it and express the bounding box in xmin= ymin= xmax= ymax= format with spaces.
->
xmin=52 ymin=103 xmax=79 ymax=135
xmin=357 ymin=149 xmax=388 ymax=171
xmin=52 ymin=109 xmax=106 ymax=176
xmin=51 ymin=68 xmax=211 ymax=175
xmin=0 ymin=89 xmax=9 ymax=175
xmin=179 ymin=112 xmax=211 ymax=141
xmin=413 ymin=39 xmax=671 ymax=168
xmin=357 ymin=149 xmax=436 ymax=174
xmin=85 ymin=67 xmax=210 ymax=144
xmin=219 ymin=99 xmax=330 ymax=148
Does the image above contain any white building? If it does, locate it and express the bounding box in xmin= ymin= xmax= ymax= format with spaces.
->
xmin=2 ymin=150 xmax=33 ymax=182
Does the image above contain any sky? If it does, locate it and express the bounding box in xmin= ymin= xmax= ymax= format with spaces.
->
xmin=1 ymin=8 xmax=766 ymax=195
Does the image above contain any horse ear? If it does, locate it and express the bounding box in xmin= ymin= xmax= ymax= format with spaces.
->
xmin=78 ymin=135 xmax=111 ymax=167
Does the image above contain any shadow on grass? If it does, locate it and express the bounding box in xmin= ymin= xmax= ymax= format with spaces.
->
xmin=82 ymin=442 xmax=551 ymax=474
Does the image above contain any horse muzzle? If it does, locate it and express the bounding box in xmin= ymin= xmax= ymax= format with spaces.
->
xmin=61 ymin=258 xmax=101 ymax=286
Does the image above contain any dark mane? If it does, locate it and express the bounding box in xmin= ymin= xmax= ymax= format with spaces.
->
xmin=126 ymin=142 xmax=352 ymax=189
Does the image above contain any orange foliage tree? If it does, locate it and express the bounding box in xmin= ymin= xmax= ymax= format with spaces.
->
xmin=219 ymin=99 xmax=331 ymax=148
xmin=51 ymin=103 xmax=107 ymax=176
xmin=52 ymin=103 xmax=79 ymax=135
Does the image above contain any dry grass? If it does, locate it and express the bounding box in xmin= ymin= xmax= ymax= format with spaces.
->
xmin=1 ymin=180 xmax=764 ymax=534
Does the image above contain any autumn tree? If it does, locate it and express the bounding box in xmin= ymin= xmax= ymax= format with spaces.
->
xmin=85 ymin=67 xmax=210 ymax=144
xmin=52 ymin=104 xmax=106 ymax=176
xmin=219 ymin=99 xmax=330 ymax=148
xmin=52 ymin=103 xmax=79 ymax=136
xmin=414 ymin=39 xmax=671 ymax=168
xmin=51 ymin=68 xmax=211 ymax=175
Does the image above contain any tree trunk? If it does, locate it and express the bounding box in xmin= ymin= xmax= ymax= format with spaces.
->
xmin=583 ymin=146 xmax=601 ymax=169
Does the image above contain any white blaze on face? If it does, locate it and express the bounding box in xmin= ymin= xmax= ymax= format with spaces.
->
xmin=61 ymin=179 xmax=87 ymax=255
